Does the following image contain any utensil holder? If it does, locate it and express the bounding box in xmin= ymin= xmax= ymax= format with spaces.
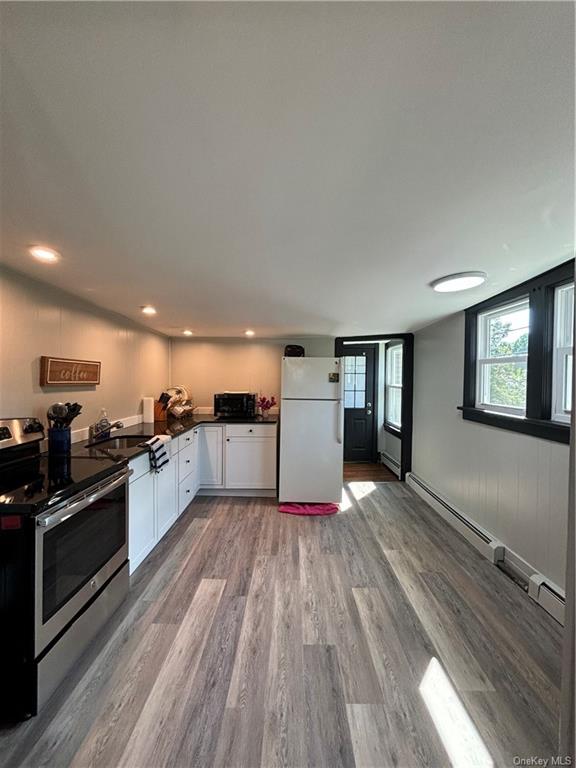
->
xmin=48 ymin=427 xmax=71 ymax=454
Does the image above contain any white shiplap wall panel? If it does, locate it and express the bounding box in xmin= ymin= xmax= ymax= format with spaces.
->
xmin=413 ymin=312 xmax=570 ymax=589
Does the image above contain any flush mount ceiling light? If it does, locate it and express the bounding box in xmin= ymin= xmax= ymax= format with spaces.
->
xmin=140 ymin=305 xmax=157 ymax=315
xmin=29 ymin=246 xmax=60 ymax=264
xmin=245 ymin=329 xmax=255 ymax=337
xmin=182 ymin=329 xmax=193 ymax=336
xmin=431 ymin=271 xmax=487 ymax=293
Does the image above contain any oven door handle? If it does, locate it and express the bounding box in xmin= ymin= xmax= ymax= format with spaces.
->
xmin=36 ymin=469 xmax=131 ymax=529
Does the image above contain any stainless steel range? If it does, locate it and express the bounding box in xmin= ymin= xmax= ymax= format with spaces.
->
xmin=0 ymin=417 xmax=130 ymax=718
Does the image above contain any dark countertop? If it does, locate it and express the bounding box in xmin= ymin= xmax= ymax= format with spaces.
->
xmin=70 ymin=414 xmax=278 ymax=463
xmin=0 ymin=413 xmax=279 ymax=512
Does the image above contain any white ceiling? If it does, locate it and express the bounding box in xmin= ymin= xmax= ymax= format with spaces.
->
xmin=1 ymin=2 xmax=573 ymax=338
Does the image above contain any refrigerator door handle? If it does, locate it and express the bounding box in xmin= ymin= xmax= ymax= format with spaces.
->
xmin=337 ymin=359 xmax=344 ymax=444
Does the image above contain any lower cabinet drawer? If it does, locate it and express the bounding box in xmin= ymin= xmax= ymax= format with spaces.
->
xmin=179 ymin=475 xmax=196 ymax=513
xmin=178 ymin=442 xmax=195 ymax=482
xmin=225 ymin=423 xmax=277 ymax=438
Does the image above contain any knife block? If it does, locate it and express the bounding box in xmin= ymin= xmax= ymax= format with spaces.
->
xmin=154 ymin=401 xmax=167 ymax=422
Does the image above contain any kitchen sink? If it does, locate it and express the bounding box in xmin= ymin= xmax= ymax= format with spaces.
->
xmin=85 ymin=436 xmax=148 ymax=450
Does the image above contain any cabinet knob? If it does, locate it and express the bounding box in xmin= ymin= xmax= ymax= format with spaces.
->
xmin=186 ymin=459 xmax=190 ymax=463
xmin=249 ymin=429 xmax=253 ymax=433
xmin=226 ymin=438 xmax=230 ymax=442
xmin=186 ymin=489 xmax=190 ymax=494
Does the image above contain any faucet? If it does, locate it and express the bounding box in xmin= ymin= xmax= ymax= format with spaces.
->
xmin=89 ymin=417 xmax=124 ymax=442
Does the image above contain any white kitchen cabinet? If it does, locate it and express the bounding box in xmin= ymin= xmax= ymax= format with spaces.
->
xmin=225 ymin=436 xmax=276 ymax=489
xmin=178 ymin=428 xmax=199 ymax=513
xmin=128 ymin=470 xmax=156 ymax=574
xmin=179 ymin=472 xmax=197 ymax=513
xmin=156 ymin=458 xmax=177 ymax=539
xmin=198 ymin=426 xmax=223 ymax=486
xmin=178 ymin=441 xmax=196 ymax=482
xmin=129 ymin=420 xmax=276 ymax=575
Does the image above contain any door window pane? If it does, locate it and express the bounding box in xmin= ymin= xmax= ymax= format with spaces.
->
xmin=343 ymin=355 xmax=367 ymax=410
xmin=355 ymin=392 xmax=365 ymax=409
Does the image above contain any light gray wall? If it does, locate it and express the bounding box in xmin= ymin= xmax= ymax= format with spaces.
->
xmin=0 ymin=267 xmax=170 ymax=428
xmin=170 ymin=336 xmax=334 ymax=408
xmin=413 ymin=312 xmax=570 ymax=589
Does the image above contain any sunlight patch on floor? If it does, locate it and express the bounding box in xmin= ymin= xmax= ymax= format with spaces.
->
xmin=419 ymin=657 xmax=493 ymax=768
xmin=340 ymin=488 xmax=353 ymax=511
xmin=348 ymin=481 xmax=377 ymax=501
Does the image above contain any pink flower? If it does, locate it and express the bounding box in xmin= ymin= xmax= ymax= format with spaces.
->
xmin=257 ymin=395 xmax=277 ymax=412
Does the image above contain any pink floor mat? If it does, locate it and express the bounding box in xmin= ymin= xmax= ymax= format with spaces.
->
xmin=278 ymin=502 xmax=339 ymax=516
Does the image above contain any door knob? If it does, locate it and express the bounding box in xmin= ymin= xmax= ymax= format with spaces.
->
xmin=366 ymin=402 xmax=372 ymax=408
xmin=367 ymin=409 xmax=372 ymax=415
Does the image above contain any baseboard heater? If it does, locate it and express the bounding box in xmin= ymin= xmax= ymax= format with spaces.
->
xmin=380 ymin=451 xmax=401 ymax=477
xmin=406 ymin=472 xmax=565 ymax=625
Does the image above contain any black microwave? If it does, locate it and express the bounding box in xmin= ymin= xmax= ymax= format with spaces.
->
xmin=214 ymin=392 xmax=256 ymax=420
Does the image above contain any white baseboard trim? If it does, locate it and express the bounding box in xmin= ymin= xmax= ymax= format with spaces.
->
xmin=406 ymin=472 xmax=565 ymax=625
xmin=380 ymin=451 xmax=401 ymax=477
xmin=197 ymin=488 xmax=277 ymax=498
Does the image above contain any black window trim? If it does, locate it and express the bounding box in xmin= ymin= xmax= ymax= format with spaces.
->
xmin=384 ymin=341 xmax=403 ymax=438
xmin=462 ymin=259 xmax=574 ymax=444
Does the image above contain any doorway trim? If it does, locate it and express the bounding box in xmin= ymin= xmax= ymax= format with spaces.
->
xmin=335 ymin=333 xmax=414 ymax=481
xmin=341 ymin=342 xmax=379 ymax=463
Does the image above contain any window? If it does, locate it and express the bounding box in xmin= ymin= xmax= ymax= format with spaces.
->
xmin=343 ymin=354 xmax=366 ymax=409
xmin=552 ymin=282 xmax=574 ymax=424
xmin=476 ymin=299 xmax=529 ymax=416
xmin=462 ymin=260 xmax=573 ymax=444
xmin=385 ymin=343 xmax=403 ymax=431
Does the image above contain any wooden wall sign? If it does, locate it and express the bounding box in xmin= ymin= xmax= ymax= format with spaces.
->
xmin=40 ymin=356 xmax=101 ymax=386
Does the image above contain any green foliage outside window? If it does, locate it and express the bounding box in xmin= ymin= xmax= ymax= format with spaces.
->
xmin=486 ymin=320 xmax=528 ymax=408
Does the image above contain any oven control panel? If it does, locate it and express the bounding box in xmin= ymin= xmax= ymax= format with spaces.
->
xmin=0 ymin=418 xmax=45 ymax=450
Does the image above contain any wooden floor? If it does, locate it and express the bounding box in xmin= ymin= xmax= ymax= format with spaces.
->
xmin=344 ymin=462 xmax=399 ymax=482
xmin=1 ymin=482 xmax=563 ymax=768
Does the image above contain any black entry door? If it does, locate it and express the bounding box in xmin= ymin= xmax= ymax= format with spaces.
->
xmin=343 ymin=345 xmax=377 ymax=461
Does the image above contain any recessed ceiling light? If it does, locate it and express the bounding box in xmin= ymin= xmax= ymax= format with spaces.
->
xmin=141 ymin=305 xmax=157 ymax=315
xmin=431 ymin=272 xmax=487 ymax=293
xmin=29 ymin=246 xmax=60 ymax=264
xmin=182 ymin=329 xmax=193 ymax=336
xmin=245 ymin=329 xmax=255 ymax=337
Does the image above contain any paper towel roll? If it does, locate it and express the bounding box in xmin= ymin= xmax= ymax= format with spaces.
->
xmin=142 ymin=397 xmax=154 ymax=423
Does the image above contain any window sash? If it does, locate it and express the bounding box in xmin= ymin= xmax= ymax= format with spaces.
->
xmin=462 ymin=259 xmax=573 ymax=444
xmin=385 ymin=384 xmax=402 ymax=428
xmin=552 ymin=282 xmax=574 ymax=424
xmin=475 ymin=298 xmax=529 ymax=415
xmin=386 ymin=346 xmax=403 ymax=387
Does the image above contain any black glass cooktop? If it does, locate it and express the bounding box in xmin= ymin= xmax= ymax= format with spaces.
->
xmin=0 ymin=453 xmax=127 ymax=514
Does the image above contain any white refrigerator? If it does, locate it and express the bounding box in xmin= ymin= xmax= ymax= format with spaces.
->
xmin=279 ymin=357 xmax=343 ymax=503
